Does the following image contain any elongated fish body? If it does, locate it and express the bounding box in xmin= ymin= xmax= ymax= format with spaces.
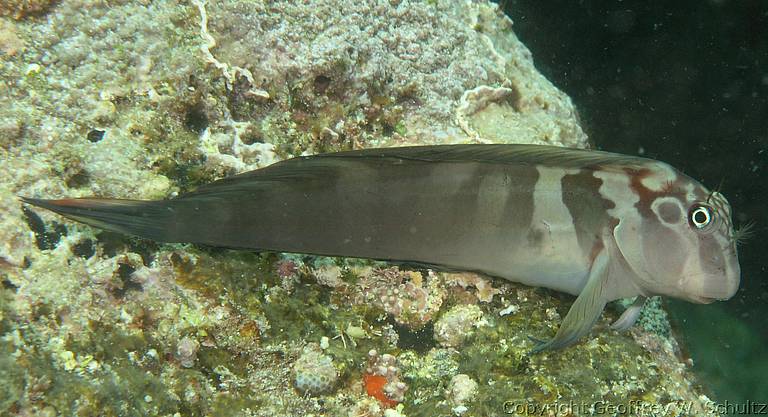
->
xmin=22 ymin=144 xmax=741 ymax=351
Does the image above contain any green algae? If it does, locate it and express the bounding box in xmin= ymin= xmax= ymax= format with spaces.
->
xmin=171 ymin=249 xmax=275 ymax=299
xmin=380 ymin=287 xmax=680 ymax=416
xmin=208 ymin=394 xmax=264 ymax=417
xmin=0 ymin=345 xmax=24 ymax=414
xmin=0 ymin=265 xmax=276 ymax=415
xmin=152 ymin=244 xmax=704 ymax=415
xmin=2 ymin=330 xmax=178 ymax=416
xmin=170 ymin=248 xmax=387 ymax=374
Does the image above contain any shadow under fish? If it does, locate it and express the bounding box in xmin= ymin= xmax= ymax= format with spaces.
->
xmin=21 ymin=144 xmax=742 ymax=352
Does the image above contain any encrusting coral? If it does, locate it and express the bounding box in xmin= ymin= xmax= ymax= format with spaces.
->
xmin=293 ymin=344 xmax=339 ymax=395
xmin=0 ymin=0 xmax=57 ymax=20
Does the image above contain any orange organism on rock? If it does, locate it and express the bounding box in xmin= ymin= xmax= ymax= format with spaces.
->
xmin=363 ymin=373 xmax=399 ymax=408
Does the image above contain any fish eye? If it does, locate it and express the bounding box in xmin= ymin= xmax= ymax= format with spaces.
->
xmin=689 ymin=204 xmax=713 ymax=229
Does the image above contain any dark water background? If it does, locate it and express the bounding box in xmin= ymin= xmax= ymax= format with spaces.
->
xmin=502 ymin=0 xmax=768 ymax=409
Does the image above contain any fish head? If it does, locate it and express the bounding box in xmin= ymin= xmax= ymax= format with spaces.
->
xmin=612 ymin=166 xmax=741 ymax=304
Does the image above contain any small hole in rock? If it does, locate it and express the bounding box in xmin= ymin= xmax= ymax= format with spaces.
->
xmin=240 ymin=124 xmax=265 ymax=145
xmin=185 ymin=104 xmax=209 ymax=134
xmin=87 ymin=129 xmax=105 ymax=142
xmin=52 ymin=223 xmax=67 ymax=239
xmin=72 ymin=239 xmax=96 ymax=259
xmin=22 ymin=208 xmax=65 ymax=250
xmin=2 ymin=278 xmax=18 ymax=291
xmin=381 ymin=123 xmax=394 ymax=137
xmin=113 ymin=263 xmax=142 ymax=298
xmin=240 ymin=134 xmax=264 ymax=145
xmin=131 ymin=240 xmax=158 ymax=267
xmin=22 ymin=207 xmax=45 ymax=235
xmin=391 ymin=320 xmax=435 ymax=354
xmin=65 ymin=169 xmax=91 ymax=189
xmin=313 ymin=75 xmax=332 ymax=95
xmin=98 ymin=231 xmax=129 ymax=258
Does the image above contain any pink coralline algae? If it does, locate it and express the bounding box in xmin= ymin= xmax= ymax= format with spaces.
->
xmin=176 ymin=336 xmax=200 ymax=368
xmin=354 ymin=267 xmax=445 ymax=329
xmin=363 ymin=349 xmax=407 ymax=408
xmin=433 ymin=304 xmax=488 ymax=348
xmin=444 ymin=272 xmax=502 ymax=303
xmin=275 ymin=259 xmax=299 ymax=279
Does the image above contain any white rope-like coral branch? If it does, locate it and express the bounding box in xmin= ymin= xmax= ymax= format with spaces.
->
xmin=192 ymin=0 xmax=269 ymax=99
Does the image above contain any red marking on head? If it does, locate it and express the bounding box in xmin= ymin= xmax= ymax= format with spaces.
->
xmin=363 ymin=373 xmax=399 ymax=408
xmin=660 ymin=179 xmax=677 ymax=194
xmin=626 ymin=168 xmax=654 ymax=199
xmin=625 ymin=168 xmax=686 ymax=218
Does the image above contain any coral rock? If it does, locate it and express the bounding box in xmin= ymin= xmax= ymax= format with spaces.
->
xmin=434 ymin=304 xmax=487 ymax=348
xmin=293 ymin=345 xmax=338 ymax=395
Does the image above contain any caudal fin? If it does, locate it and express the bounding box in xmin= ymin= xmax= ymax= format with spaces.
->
xmin=20 ymin=197 xmax=175 ymax=242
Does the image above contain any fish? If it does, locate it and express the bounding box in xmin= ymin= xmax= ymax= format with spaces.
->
xmin=20 ymin=144 xmax=742 ymax=352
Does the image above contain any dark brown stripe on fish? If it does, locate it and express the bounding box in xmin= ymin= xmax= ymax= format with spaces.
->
xmin=501 ymin=165 xmax=539 ymax=251
xmin=561 ymin=170 xmax=616 ymax=260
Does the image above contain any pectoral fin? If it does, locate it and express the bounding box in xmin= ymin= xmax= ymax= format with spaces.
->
xmin=530 ymin=249 xmax=610 ymax=353
xmin=610 ymin=296 xmax=647 ymax=331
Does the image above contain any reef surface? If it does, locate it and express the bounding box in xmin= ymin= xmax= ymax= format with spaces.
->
xmin=1 ymin=1 xmax=717 ymax=416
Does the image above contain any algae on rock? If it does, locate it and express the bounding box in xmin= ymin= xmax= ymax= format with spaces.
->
xmin=0 ymin=1 xmax=716 ymax=416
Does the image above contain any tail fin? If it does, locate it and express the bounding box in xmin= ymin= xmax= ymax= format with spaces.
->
xmin=20 ymin=197 xmax=176 ymax=242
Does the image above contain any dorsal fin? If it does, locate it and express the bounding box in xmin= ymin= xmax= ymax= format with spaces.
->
xmin=182 ymin=144 xmax=658 ymax=198
xmin=322 ymin=144 xmax=655 ymax=169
